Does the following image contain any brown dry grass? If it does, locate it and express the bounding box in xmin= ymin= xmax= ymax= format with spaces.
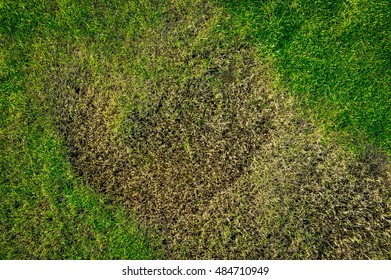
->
xmin=39 ymin=0 xmax=390 ymax=259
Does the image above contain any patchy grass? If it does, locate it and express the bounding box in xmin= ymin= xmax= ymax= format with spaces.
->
xmin=1 ymin=0 xmax=390 ymax=259
xmin=0 ymin=0 xmax=158 ymax=259
xmin=0 ymin=66 xmax=159 ymax=259
xmin=217 ymin=0 xmax=391 ymax=154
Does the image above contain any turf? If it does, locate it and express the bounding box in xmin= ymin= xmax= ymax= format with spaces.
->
xmin=1 ymin=0 xmax=390 ymax=259
xmin=0 ymin=0 xmax=158 ymax=259
xmin=217 ymin=0 xmax=391 ymax=154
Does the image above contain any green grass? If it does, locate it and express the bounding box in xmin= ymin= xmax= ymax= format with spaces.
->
xmin=0 ymin=0 xmax=158 ymax=259
xmin=0 ymin=69 xmax=158 ymax=259
xmin=1 ymin=0 xmax=390 ymax=259
xmin=217 ymin=0 xmax=391 ymax=154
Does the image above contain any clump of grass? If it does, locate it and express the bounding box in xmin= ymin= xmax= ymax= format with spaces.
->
xmin=38 ymin=0 xmax=390 ymax=259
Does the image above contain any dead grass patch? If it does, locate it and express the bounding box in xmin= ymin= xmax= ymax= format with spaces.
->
xmin=41 ymin=0 xmax=390 ymax=259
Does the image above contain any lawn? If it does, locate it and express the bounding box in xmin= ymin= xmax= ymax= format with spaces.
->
xmin=1 ymin=0 xmax=389 ymax=259
xmin=0 ymin=0 xmax=159 ymax=259
xmin=218 ymin=0 xmax=390 ymax=154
